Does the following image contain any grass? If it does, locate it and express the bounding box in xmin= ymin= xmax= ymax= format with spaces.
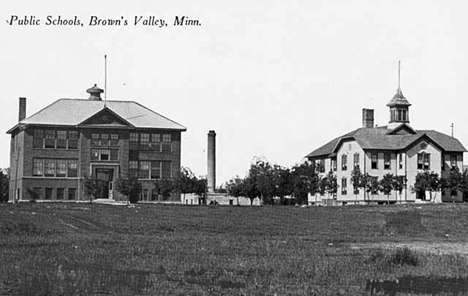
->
xmin=1 ymin=203 xmax=468 ymax=295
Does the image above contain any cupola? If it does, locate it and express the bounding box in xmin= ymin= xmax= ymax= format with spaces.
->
xmin=87 ymin=84 xmax=104 ymax=101
xmin=387 ymin=61 xmax=411 ymax=129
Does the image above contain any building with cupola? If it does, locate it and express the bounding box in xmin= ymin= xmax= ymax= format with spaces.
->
xmin=7 ymin=85 xmax=186 ymax=202
xmin=306 ymin=67 xmax=466 ymax=205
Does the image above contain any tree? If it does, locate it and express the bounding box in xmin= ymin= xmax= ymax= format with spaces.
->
xmin=379 ymin=173 xmax=394 ymax=204
xmin=272 ymin=165 xmax=292 ymax=205
xmin=242 ymin=176 xmax=260 ymax=205
xmin=361 ymin=173 xmax=379 ymax=203
xmin=153 ymin=179 xmax=177 ymax=201
xmin=413 ymin=171 xmax=441 ymax=202
xmin=226 ymin=176 xmax=245 ymax=205
xmin=115 ymin=176 xmax=142 ymax=204
xmin=351 ymin=167 xmax=364 ymax=203
xmin=249 ymin=158 xmax=276 ymax=205
xmin=177 ymin=167 xmax=197 ymax=204
xmin=83 ymin=175 xmax=107 ymax=203
xmin=0 ymin=169 xmax=9 ymax=203
xmin=325 ymin=170 xmax=337 ymax=198
xmin=291 ymin=161 xmax=319 ymax=205
xmin=193 ymin=177 xmax=207 ymax=198
xmin=392 ymin=175 xmax=407 ymax=203
xmin=443 ymin=167 xmax=463 ymax=203
xmin=462 ymin=169 xmax=468 ymax=202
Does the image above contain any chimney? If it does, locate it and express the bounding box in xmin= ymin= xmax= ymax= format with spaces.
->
xmin=86 ymin=84 xmax=104 ymax=100
xmin=207 ymin=130 xmax=216 ymax=193
xmin=18 ymin=97 xmax=26 ymax=122
xmin=362 ymin=108 xmax=374 ymax=128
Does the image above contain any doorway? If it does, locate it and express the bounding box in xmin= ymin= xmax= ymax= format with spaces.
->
xmin=95 ymin=168 xmax=114 ymax=199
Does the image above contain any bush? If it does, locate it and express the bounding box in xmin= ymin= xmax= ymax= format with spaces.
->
xmin=27 ymin=188 xmax=40 ymax=203
xmin=390 ymin=247 xmax=419 ymax=267
xmin=368 ymin=247 xmax=419 ymax=269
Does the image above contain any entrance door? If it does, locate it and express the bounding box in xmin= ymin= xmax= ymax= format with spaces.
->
xmin=95 ymin=169 xmax=114 ymax=199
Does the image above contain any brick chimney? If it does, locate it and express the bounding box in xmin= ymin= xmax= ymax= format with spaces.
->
xmin=18 ymin=97 xmax=26 ymax=122
xmin=362 ymin=108 xmax=374 ymax=128
xmin=207 ymin=130 xmax=216 ymax=193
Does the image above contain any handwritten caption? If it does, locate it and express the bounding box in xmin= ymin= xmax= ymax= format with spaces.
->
xmin=6 ymin=15 xmax=201 ymax=28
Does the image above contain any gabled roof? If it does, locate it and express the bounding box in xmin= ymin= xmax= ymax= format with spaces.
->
xmin=306 ymin=124 xmax=466 ymax=158
xmin=7 ymin=99 xmax=186 ymax=133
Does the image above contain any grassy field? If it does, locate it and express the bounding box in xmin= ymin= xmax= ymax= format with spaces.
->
xmin=2 ymin=203 xmax=468 ymax=295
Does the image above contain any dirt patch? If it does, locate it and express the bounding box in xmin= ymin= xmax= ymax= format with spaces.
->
xmin=350 ymin=241 xmax=468 ymax=256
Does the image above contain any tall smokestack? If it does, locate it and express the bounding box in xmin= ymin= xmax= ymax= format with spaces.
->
xmin=18 ymin=97 xmax=26 ymax=122
xmin=207 ymin=130 xmax=216 ymax=193
xmin=362 ymin=108 xmax=374 ymax=128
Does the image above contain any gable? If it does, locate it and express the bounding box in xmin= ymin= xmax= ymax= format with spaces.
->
xmin=386 ymin=124 xmax=417 ymax=135
xmin=78 ymin=107 xmax=133 ymax=128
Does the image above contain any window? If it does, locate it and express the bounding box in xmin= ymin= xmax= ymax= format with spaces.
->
xmin=417 ymin=153 xmax=430 ymax=170
xmin=110 ymin=150 xmax=118 ymax=161
xmin=91 ymin=149 xmax=117 ymax=161
xmin=384 ymin=154 xmax=391 ymax=170
xmin=68 ymin=188 xmax=77 ymax=200
xmin=341 ymin=154 xmax=347 ymax=171
xmin=129 ymin=161 xmax=138 ymax=178
xmin=151 ymin=134 xmax=161 ymax=151
xmin=68 ymin=131 xmax=78 ymax=149
xmin=45 ymin=130 xmax=55 ymax=148
xmin=451 ymin=155 xmax=457 ymax=169
xmin=33 ymin=158 xmax=77 ymax=177
xmin=140 ymin=133 xmax=150 ymax=150
xmin=91 ymin=134 xmax=100 ymax=146
xmin=44 ymin=159 xmax=55 ymax=177
xmin=315 ymin=159 xmax=325 ymax=173
xmin=151 ymin=161 xmax=161 ymax=179
xmin=341 ymin=178 xmax=347 ymax=195
xmin=110 ymin=134 xmax=119 ymax=146
xmin=162 ymin=161 xmax=172 ymax=179
xmin=151 ymin=189 xmax=159 ymax=201
xmin=331 ymin=159 xmax=337 ymax=171
xmin=100 ymin=149 xmax=110 ymax=161
xmin=57 ymin=131 xmax=67 ymax=148
xmin=56 ymin=188 xmax=65 ymax=200
xmin=33 ymin=130 xmax=44 ymax=148
xmin=399 ymin=153 xmax=403 ymax=169
xmin=139 ymin=161 xmax=150 ymax=179
xmin=35 ymin=129 xmax=78 ymax=149
xmin=162 ymin=134 xmax=172 ymax=152
xmin=68 ymin=160 xmax=78 ymax=177
xmin=45 ymin=188 xmax=53 ymax=200
xmin=371 ymin=153 xmax=378 ymax=169
xmin=353 ymin=153 xmax=360 ymax=168
xmin=101 ymin=134 xmax=109 ymax=146
xmin=56 ymin=160 xmax=67 ymax=177
xmin=33 ymin=158 xmax=44 ymax=176
xmin=130 ymin=133 xmax=138 ymax=150
xmin=140 ymin=189 xmax=150 ymax=201
xmin=371 ymin=177 xmax=379 ymax=194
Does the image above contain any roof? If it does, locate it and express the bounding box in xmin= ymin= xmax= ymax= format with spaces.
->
xmin=306 ymin=124 xmax=466 ymax=158
xmin=387 ymin=88 xmax=411 ymax=107
xmin=7 ymin=99 xmax=186 ymax=133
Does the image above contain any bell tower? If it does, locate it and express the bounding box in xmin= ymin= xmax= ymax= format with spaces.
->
xmin=387 ymin=61 xmax=411 ymax=130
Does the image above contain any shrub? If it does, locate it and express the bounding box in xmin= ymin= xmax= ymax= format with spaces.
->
xmin=389 ymin=247 xmax=419 ymax=267
xmin=27 ymin=188 xmax=40 ymax=203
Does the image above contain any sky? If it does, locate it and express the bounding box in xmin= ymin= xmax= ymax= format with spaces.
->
xmin=1 ymin=0 xmax=468 ymax=186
